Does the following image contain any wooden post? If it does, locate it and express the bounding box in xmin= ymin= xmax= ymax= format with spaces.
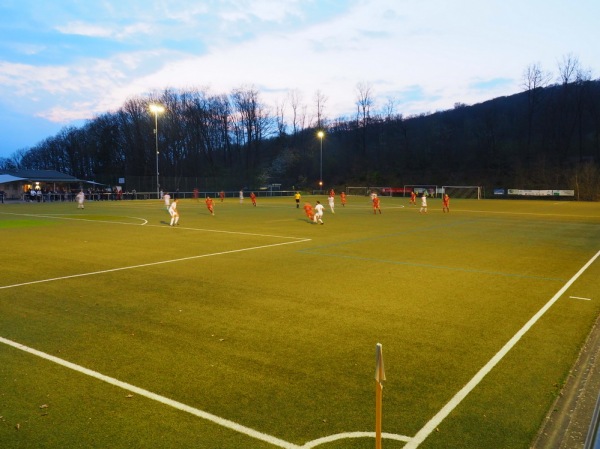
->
xmin=375 ymin=343 xmax=386 ymax=449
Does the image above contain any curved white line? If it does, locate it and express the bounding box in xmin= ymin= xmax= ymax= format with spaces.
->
xmin=301 ymin=431 xmax=411 ymax=448
xmin=0 ymin=212 xmax=148 ymax=226
xmin=125 ymin=216 xmax=148 ymax=225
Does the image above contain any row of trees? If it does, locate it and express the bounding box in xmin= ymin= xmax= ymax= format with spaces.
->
xmin=1 ymin=55 xmax=599 ymax=199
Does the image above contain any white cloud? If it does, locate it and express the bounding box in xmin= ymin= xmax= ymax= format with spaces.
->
xmin=218 ymin=0 xmax=305 ymax=23
xmin=0 ymin=0 xmax=599 ymax=156
xmin=55 ymin=21 xmax=115 ymax=38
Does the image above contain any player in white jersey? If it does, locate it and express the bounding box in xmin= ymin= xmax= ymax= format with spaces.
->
xmin=313 ymin=201 xmax=325 ymax=224
xmin=169 ymin=198 xmax=180 ymax=225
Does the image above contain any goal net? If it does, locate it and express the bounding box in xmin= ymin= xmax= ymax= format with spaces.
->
xmin=346 ymin=186 xmax=369 ymax=196
xmin=442 ymin=185 xmax=482 ymax=199
xmin=403 ymin=185 xmax=439 ymax=198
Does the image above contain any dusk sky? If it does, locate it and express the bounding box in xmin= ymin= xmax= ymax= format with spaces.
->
xmin=0 ymin=0 xmax=598 ymax=159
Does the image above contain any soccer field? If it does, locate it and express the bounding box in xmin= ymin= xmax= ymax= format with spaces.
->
xmin=1 ymin=196 xmax=600 ymax=448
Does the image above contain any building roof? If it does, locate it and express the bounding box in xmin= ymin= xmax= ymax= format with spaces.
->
xmin=0 ymin=174 xmax=26 ymax=184
xmin=0 ymin=170 xmax=81 ymax=182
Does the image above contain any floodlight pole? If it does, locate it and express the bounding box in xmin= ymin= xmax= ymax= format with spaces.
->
xmin=317 ymin=130 xmax=324 ymax=191
xmin=150 ymin=104 xmax=165 ymax=199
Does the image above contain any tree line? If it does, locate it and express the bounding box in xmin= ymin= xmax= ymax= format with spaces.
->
xmin=1 ymin=54 xmax=599 ymax=199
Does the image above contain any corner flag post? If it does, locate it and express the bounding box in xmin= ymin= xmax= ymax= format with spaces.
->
xmin=375 ymin=343 xmax=386 ymax=449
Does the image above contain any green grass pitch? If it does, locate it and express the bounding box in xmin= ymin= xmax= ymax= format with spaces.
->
xmin=1 ymin=196 xmax=599 ymax=448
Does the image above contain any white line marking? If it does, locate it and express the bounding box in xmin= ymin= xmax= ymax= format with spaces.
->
xmin=0 ymin=240 xmax=311 ymax=290
xmin=0 ymin=212 xmax=148 ymax=227
xmin=570 ymin=296 xmax=592 ymax=301
xmin=0 ymin=335 xmax=411 ymax=448
xmin=159 ymin=225 xmax=307 ymax=240
xmin=0 ymin=336 xmax=300 ymax=449
xmin=403 ymin=249 xmax=600 ymax=449
xmin=301 ymin=431 xmax=411 ymax=448
xmin=0 ymin=212 xmax=306 ymax=240
xmin=452 ymin=208 xmax=600 ymax=219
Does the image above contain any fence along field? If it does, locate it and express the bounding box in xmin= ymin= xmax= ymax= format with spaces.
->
xmin=1 ymin=197 xmax=599 ymax=449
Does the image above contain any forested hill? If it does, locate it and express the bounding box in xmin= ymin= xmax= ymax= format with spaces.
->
xmin=313 ymin=79 xmax=600 ymax=194
xmin=2 ymin=80 xmax=599 ymax=199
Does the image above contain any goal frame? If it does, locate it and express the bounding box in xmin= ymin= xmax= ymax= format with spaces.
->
xmin=346 ymin=186 xmax=369 ymax=196
xmin=441 ymin=185 xmax=482 ymax=200
xmin=403 ymin=185 xmax=439 ymax=198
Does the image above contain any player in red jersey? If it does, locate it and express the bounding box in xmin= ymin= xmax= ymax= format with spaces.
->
xmin=250 ymin=192 xmax=257 ymax=206
xmin=442 ymin=194 xmax=450 ymax=213
xmin=410 ymin=191 xmax=417 ymax=206
xmin=373 ymin=195 xmax=381 ymax=214
xmin=303 ymin=202 xmax=314 ymax=221
xmin=205 ymin=196 xmax=215 ymax=215
xmin=340 ymin=191 xmax=346 ymax=207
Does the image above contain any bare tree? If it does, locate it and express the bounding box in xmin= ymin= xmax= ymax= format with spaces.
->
xmin=313 ymin=90 xmax=327 ymax=130
xmin=287 ymin=89 xmax=306 ymax=138
xmin=557 ymin=53 xmax=580 ymax=85
xmin=231 ymin=86 xmax=273 ymax=170
xmin=556 ymin=54 xmax=594 ymax=162
xmin=275 ymin=97 xmax=287 ymax=137
xmin=522 ymin=63 xmax=552 ymax=163
xmin=382 ymin=97 xmax=398 ymax=122
xmin=356 ymin=81 xmax=374 ymax=157
xmin=7 ymin=148 xmax=28 ymax=170
xmin=356 ymin=82 xmax=374 ymax=125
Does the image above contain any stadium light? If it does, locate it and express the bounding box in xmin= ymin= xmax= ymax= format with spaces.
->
xmin=150 ymin=103 xmax=165 ymax=199
xmin=317 ymin=130 xmax=325 ymax=189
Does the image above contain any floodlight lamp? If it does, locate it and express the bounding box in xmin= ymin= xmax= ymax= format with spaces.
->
xmin=149 ymin=104 xmax=165 ymax=114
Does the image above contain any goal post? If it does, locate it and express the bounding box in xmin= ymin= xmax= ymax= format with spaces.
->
xmin=441 ymin=185 xmax=482 ymax=199
xmin=346 ymin=186 xmax=369 ymax=196
xmin=403 ymin=185 xmax=439 ymax=198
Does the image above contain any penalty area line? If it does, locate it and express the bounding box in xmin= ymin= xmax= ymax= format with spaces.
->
xmin=0 ymin=335 xmax=412 ymax=449
xmin=403 ymin=249 xmax=600 ymax=449
xmin=0 ymin=239 xmax=311 ymax=290
xmin=0 ymin=336 xmax=300 ymax=449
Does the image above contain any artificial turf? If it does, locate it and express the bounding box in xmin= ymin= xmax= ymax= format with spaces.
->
xmin=1 ymin=196 xmax=599 ymax=448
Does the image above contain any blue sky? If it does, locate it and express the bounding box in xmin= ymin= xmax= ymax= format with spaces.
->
xmin=0 ymin=0 xmax=598 ymax=159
